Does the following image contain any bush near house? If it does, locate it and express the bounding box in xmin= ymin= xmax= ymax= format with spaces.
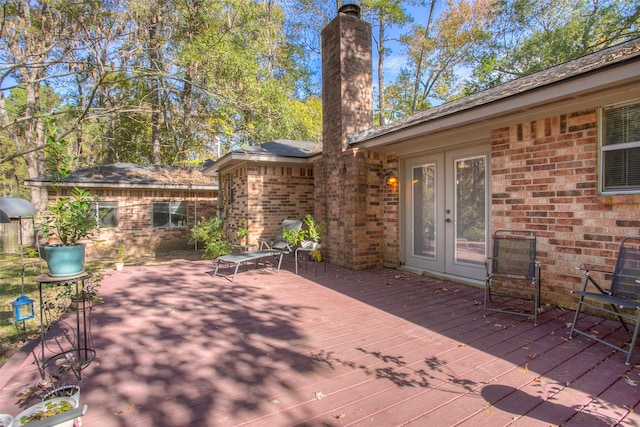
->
xmin=189 ymin=216 xmax=231 ymax=259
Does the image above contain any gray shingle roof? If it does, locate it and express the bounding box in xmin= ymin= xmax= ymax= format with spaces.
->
xmin=26 ymin=162 xmax=216 ymax=187
xmin=236 ymin=139 xmax=321 ymax=158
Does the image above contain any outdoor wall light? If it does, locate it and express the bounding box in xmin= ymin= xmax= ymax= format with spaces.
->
xmin=12 ymin=294 xmax=35 ymax=322
xmin=378 ymin=169 xmax=397 ymax=185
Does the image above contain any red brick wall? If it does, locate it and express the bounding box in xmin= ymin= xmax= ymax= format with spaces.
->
xmin=321 ymin=8 xmax=393 ymax=270
xmin=219 ymin=164 xmax=315 ymax=246
xmin=47 ymin=187 xmax=218 ymax=261
xmin=491 ymin=109 xmax=640 ymax=307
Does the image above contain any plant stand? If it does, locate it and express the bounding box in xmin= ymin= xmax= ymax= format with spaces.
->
xmin=295 ymin=246 xmax=326 ymax=275
xmin=33 ymin=273 xmax=96 ymax=382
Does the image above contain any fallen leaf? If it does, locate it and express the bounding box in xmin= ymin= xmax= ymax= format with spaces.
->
xmin=315 ymin=391 xmax=327 ymax=400
xmin=458 ymin=343 xmax=466 ymax=347
xmin=520 ymin=363 xmax=529 ymax=373
xmin=335 ymin=413 xmax=346 ymax=419
xmin=534 ymin=377 xmax=541 ymax=383
xmin=624 ymin=375 xmax=638 ymax=387
xmin=472 ymin=300 xmax=482 ymax=306
xmin=565 ymin=322 xmax=573 ymax=328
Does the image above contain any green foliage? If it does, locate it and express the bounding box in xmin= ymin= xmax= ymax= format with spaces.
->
xmin=236 ymin=218 xmax=248 ymax=239
xmin=303 ymin=214 xmax=325 ymax=243
xmin=468 ymin=0 xmax=640 ymax=90
xmin=189 ymin=216 xmax=231 ymax=259
xmin=38 ymin=187 xmax=99 ymax=246
xmin=43 ymin=118 xmax=76 ymax=183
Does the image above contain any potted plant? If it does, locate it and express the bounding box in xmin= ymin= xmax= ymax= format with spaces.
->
xmin=38 ymin=187 xmax=98 ymax=277
xmin=115 ymin=246 xmax=125 ymax=271
xmin=236 ymin=218 xmax=249 ymax=245
xmin=301 ymin=214 xmax=325 ymax=261
xmin=15 ymin=396 xmax=78 ymax=427
xmin=15 ymin=352 xmax=82 ymax=427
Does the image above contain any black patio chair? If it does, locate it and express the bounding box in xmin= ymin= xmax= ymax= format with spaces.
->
xmin=484 ymin=230 xmax=541 ymax=325
xmin=569 ymin=236 xmax=640 ymax=365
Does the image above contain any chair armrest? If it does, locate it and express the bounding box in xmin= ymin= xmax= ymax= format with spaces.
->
xmin=256 ymin=238 xmax=270 ymax=250
xmin=577 ymin=266 xmax=613 ymax=274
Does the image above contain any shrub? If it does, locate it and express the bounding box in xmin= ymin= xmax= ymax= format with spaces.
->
xmin=189 ymin=216 xmax=230 ymax=259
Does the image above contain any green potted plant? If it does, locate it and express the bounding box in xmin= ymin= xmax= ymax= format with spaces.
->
xmin=236 ymin=218 xmax=249 ymax=245
xmin=115 ymin=246 xmax=125 ymax=271
xmin=38 ymin=187 xmax=98 ymax=277
xmin=301 ymin=214 xmax=325 ymax=261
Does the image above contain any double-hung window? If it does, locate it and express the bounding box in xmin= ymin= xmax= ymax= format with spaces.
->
xmin=92 ymin=201 xmax=118 ymax=228
xmin=601 ymin=101 xmax=640 ymax=193
xmin=152 ymin=202 xmax=187 ymax=227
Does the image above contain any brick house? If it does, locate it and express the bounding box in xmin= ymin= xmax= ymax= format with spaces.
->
xmin=26 ymin=163 xmax=218 ymax=260
xmin=204 ymin=140 xmax=320 ymax=245
xmin=207 ymin=4 xmax=640 ymax=309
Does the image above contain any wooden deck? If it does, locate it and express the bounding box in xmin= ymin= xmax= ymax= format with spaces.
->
xmin=0 ymin=256 xmax=638 ymax=426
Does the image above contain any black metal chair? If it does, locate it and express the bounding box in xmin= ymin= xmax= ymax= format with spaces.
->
xmin=569 ymin=236 xmax=640 ymax=365
xmin=484 ymin=230 xmax=541 ymax=325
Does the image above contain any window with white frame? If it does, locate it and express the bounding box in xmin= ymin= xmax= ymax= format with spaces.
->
xmin=601 ymin=101 xmax=640 ymax=193
xmin=152 ymin=202 xmax=187 ymax=227
xmin=92 ymin=201 xmax=118 ymax=228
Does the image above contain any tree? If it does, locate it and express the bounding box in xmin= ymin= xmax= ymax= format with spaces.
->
xmin=466 ymin=0 xmax=640 ymax=91
xmin=362 ymin=0 xmax=411 ymax=126
xmin=1 ymin=0 xmax=321 ymax=205
xmin=385 ymin=0 xmax=493 ymax=120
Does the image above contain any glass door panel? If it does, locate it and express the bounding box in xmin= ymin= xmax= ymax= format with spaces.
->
xmin=453 ymin=156 xmax=486 ymax=265
xmin=412 ymin=164 xmax=437 ymax=259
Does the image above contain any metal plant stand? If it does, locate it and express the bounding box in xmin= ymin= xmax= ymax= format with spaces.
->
xmin=34 ymin=272 xmax=95 ymax=381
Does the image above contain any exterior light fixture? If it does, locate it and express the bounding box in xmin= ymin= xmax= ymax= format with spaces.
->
xmin=377 ymin=169 xmax=397 ymax=185
xmin=12 ymin=294 xmax=35 ymax=322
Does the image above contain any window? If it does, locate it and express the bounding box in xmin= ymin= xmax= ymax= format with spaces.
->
xmin=92 ymin=201 xmax=118 ymax=228
xmin=152 ymin=202 xmax=187 ymax=227
xmin=601 ymin=101 xmax=640 ymax=193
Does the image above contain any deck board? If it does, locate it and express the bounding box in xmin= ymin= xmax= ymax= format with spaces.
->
xmin=0 ymin=259 xmax=637 ymax=426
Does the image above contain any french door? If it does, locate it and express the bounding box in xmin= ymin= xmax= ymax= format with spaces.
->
xmin=403 ymin=146 xmax=488 ymax=281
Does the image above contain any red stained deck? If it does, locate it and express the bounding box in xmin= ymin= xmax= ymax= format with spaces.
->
xmin=0 ymin=256 xmax=638 ymax=426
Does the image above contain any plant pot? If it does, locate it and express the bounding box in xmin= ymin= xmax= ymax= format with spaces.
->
xmin=301 ymin=241 xmax=320 ymax=250
xmin=115 ymin=262 xmax=124 ymax=271
xmin=44 ymin=244 xmax=86 ymax=277
xmin=43 ymin=385 xmax=80 ymax=404
xmin=15 ymin=395 xmax=78 ymax=427
xmin=0 ymin=414 xmax=14 ymax=427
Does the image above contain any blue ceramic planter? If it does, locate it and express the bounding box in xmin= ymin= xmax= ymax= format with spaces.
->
xmin=44 ymin=243 xmax=86 ymax=277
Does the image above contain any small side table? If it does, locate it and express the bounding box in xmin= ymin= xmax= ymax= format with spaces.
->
xmin=34 ymin=272 xmax=95 ymax=381
xmin=295 ymin=245 xmax=326 ymax=275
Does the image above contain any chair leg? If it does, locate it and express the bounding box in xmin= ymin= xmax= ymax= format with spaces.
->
xmin=568 ymin=294 xmax=585 ymax=339
xmin=483 ymin=280 xmax=490 ymax=318
xmin=625 ymin=314 xmax=640 ymax=365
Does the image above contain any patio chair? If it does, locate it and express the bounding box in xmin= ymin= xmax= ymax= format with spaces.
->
xmin=569 ymin=236 xmax=640 ymax=365
xmin=484 ymin=230 xmax=541 ymax=325
xmin=257 ymin=219 xmax=303 ymax=252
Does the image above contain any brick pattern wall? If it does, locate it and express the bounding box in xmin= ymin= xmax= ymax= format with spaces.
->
xmin=491 ymin=109 xmax=640 ymax=308
xmin=47 ymin=187 xmax=218 ymax=261
xmin=219 ymin=164 xmax=315 ymax=246
xmin=321 ymin=9 xmax=393 ymax=270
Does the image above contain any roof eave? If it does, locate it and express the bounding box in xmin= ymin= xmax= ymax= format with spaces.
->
xmin=25 ymin=181 xmax=218 ymax=191
xmin=354 ymin=58 xmax=640 ymax=150
xmin=204 ymin=152 xmax=315 ymax=175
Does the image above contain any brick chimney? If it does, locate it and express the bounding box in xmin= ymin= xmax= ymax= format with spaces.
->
xmin=316 ymin=5 xmax=377 ymax=269
xmin=321 ymin=4 xmax=373 ymax=156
